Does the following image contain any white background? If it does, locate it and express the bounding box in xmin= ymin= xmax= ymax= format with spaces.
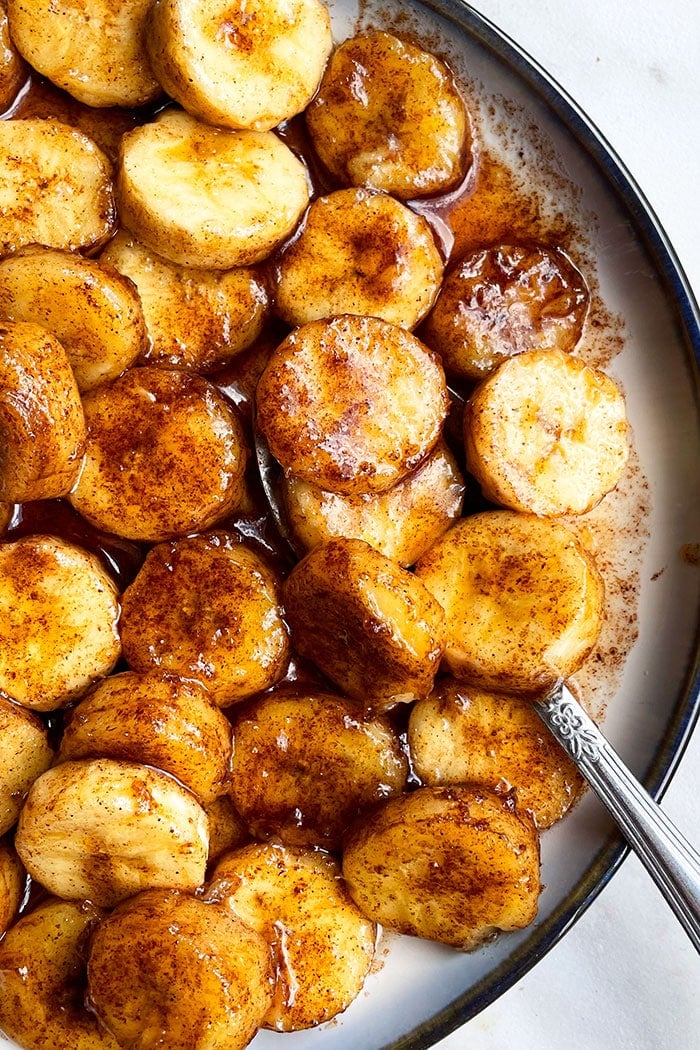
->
xmin=436 ymin=2 xmax=700 ymax=1048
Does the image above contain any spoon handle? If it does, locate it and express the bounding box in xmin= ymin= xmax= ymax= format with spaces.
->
xmin=535 ymin=682 xmax=700 ymax=952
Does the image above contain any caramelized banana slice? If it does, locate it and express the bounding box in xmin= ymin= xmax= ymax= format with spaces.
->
xmin=147 ymin=0 xmax=332 ymax=131
xmin=68 ymin=366 xmax=247 ymax=542
xmin=256 ymin=314 xmax=449 ymax=495
xmin=87 ymin=889 xmax=274 ymax=1050
xmin=408 ymin=678 xmax=585 ymax=828
xmin=272 ymin=187 xmax=444 ymax=329
xmin=58 ymin=671 xmax=233 ymax=805
xmin=100 ymin=229 xmax=269 ymax=372
xmin=0 ymin=535 xmax=121 ymax=711
xmin=0 ymin=320 xmax=86 ymax=502
xmin=209 ymin=843 xmax=376 ymax=1031
xmin=117 ymin=108 xmax=310 ymax=269
xmin=0 ymin=898 xmax=120 ymax=1050
xmin=306 ymin=30 xmax=470 ymax=199
xmin=421 ymin=244 xmax=589 ymax=380
xmin=414 ymin=510 xmax=605 ymax=694
xmin=0 ymin=0 xmax=25 ymax=112
xmin=204 ymin=795 xmax=249 ymax=865
xmin=0 ymin=247 xmax=147 ymax=392
xmin=229 ymin=687 xmax=408 ymax=848
xmin=464 ymin=348 xmax=630 ymax=516
xmin=120 ymin=533 xmax=290 ymax=707
xmin=0 ymin=838 xmax=24 ymax=935
xmin=342 ymin=784 xmax=540 ymax=950
xmin=15 ymin=758 xmax=209 ymax=907
xmin=0 ymin=119 xmax=115 ymax=256
xmin=284 ymin=538 xmax=446 ymax=709
xmin=0 ymin=694 xmax=53 ymax=835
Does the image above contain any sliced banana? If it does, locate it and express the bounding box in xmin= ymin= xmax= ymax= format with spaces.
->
xmin=120 ymin=532 xmax=290 ymax=707
xmin=87 ymin=889 xmax=274 ymax=1050
xmin=68 ymin=365 xmax=248 ymax=542
xmin=256 ymin=314 xmax=449 ymax=495
xmin=306 ymin=30 xmax=470 ymax=200
xmin=209 ymin=842 xmax=376 ymax=1031
xmin=0 ymin=246 xmax=147 ymax=392
xmin=0 ymin=320 xmax=86 ymax=503
xmin=283 ymin=537 xmax=447 ymax=709
xmin=464 ymin=347 xmax=630 ymax=516
xmin=272 ymin=187 xmax=444 ymax=329
xmin=0 ymin=0 xmax=25 ymax=113
xmin=342 ymin=784 xmax=541 ymax=950
xmin=0 ymin=118 xmax=115 ymax=256
xmin=147 ymin=0 xmax=332 ymax=131
xmin=0 ymin=693 xmax=53 ymax=835
xmin=414 ymin=510 xmax=605 ymax=694
xmin=0 ymin=838 xmax=24 ymax=936
xmin=15 ymin=758 xmax=209 ymax=907
xmin=117 ymin=108 xmax=310 ymax=269
xmin=204 ymin=794 xmax=250 ymax=865
xmin=0 ymin=535 xmax=121 ymax=711
xmin=100 ymin=229 xmax=269 ymax=372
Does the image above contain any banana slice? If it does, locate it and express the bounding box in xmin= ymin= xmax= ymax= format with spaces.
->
xmin=0 ymin=898 xmax=120 ymax=1050
xmin=408 ymin=678 xmax=585 ymax=828
xmin=272 ymin=187 xmax=444 ymax=330
xmin=58 ymin=670 xmax=233 ymax=806
xmin=282 ymin=440 xmax=465 ymax=567
xmin=229 ymin=686 xmax=408 ymax=848
xmin=117 ymin=108 xmax=310 ymax=269
xmin=256 ymin=314 xmax=449 ymax=495
xmin=0 ymin=0 xmax=25 ymax=112
xmin=204 ymin=794 xmax=250 ymax=865
xmin=100 ymin=229 xmax=269 ymax=372
xmin=120 ymin=532 xmax=290 ymax=707
xmin=342 ymin=784 xmax=540 ymax=950
xmin=15 ymin=758 xmax=209 ymax=907
xmin=0 ymin=838 xmax=24 ymax=935
xmin=0 ymin=694 xmax=53 ymax=835
xmin=6 ymin=0 xmax=160 ymax=107
xmin=0 ymin=535 xmax=121 ymax=711
xmin=283 ymin=537 xmax=447 ymax=709
xmin=414 ymin=510 xmax=605 ymax=694
xmin=464 ymin=347 xmax=630 ymax=516
xmin=0 ymin=118 xmax=115 ymax=256
xmin=0 ymin=320 xmax=86 ymax=503
xmin=68 ymin=366 xmax=248 ymax=542
xmin=208 ymin=843 xmax=376 ymax=1031
xmin=87 ymin=889 xmax=274 ymax=1050
xmin=0 ymin=246 xmax=147 ymax=392
xmin=421 ymin=244 xmax=590 ymax=380
xmin=147 ymin=0 xmax=332 ymax=131
xmin=306 ymin=30 xmax=470 ymax=200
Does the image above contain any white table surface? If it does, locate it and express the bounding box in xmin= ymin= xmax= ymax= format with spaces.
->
xmin=434 ymin=2 xmax=700 ymax=1049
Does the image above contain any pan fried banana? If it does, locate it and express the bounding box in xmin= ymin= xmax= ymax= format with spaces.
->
xmin=0 ymin=839 xmax=24 ymax=935
xmin=0 ymin=0 xmax=25 ymax=112
xmin=0 ymin=694 xmax=53 ymax=835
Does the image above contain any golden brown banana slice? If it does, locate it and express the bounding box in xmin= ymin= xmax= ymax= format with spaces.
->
xmin=272 ymin=187 xmax=444 ymax=329
xmin=0 ymin=247 xmax=147 ymax=392
xmin=256 ymin=314 xmax=449 ymax=495
xmin=87 ymin=889 xmax=274 ymax=1050
xmin=147 ymin=0 xmax=332 ymax=132
xmin=414 ymin=510 xmax=605 ymax=694
xmin=0 ymin=535 xmax=121 ymax=711
xmin=282 ymin=440 xmax=465 ymax=566
xmin=420 ymin=244 xmax=590 ymax=380
xmin=0 ymin=838 xmax=24 ymax=935
xmin=0 ymin=898 xmax=120 ymax=1050
xmin=100 ymin=229 xmax=269 ymax=372
xmin=0 ymin=118 xmax=115 ymax=256
xmin=68 ymin=366 xmax=247 ymax=542
xmin=408 ymin=678 xmax=585 ymax=828
xmin=120 ymin=532 xmax=290 ymax=707
xmin=306 ymin=30 xmax=470 ymax=200
xmin=15 ymin=758 xmax=209 ymax=907
xmin=342 ymin=784 xmax=541 ymax=950
xmin=117 ymin=108 xmax=310 ymax=269
xmin=204 ymin=794 xmax=249 ymax=865
xmin=209 ymin=843 xmax=376 ymax=1031
xmin=58 ymin=670 xmax=233 ymax=805
xmin=229 ymin=687 xmax=408 ymax=848
xmin=0 ymin=0 xmax=25 ymax=112
xmin=283 ymin=537 xmax=447 ymax=709
xmin=0 ymin=320 xmax=86 ymax=503
xmin=464 ymin=347 xmax=630 ymax=516
xmin=0 ymin=694 xmax=53 ymax=835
